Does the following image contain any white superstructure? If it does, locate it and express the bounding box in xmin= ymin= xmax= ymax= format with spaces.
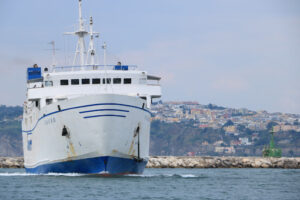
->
xmin=22 ymin=0 xmax=161 ymax=174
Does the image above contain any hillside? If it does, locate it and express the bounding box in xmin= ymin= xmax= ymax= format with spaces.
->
xmin=0 ymin=105 xmax=23 ymax=156
xmin=150 ymin=120 xmax=300 ymax=156
xmin=0 ymin=104 xmax=299 ymax=157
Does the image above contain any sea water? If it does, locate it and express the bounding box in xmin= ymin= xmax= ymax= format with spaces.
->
xmin=0 ymin=168 xmax=299 ymax=200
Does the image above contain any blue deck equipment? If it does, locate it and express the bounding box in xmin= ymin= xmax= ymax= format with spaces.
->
xmin=27 ymin=67 xmax=42 ymax=81
xmin=114 ymin=65 xmax=129 ymax=70
xmin=114 ymin=65 xmax=122 ymax=70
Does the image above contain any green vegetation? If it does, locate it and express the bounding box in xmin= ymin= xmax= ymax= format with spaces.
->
xmin=206 ymin=103 xmax=225 ymax=110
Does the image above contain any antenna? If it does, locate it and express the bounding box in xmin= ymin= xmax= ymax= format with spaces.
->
xmin=102 ymin=42 xmax=108 ymax=91
xmin=102 ymin=42 xmax=107 ymax=67
xmin=78 ymin=0 xmax=84 ymax=31
xmin=49 ymin=41 xmax=57 ymax=66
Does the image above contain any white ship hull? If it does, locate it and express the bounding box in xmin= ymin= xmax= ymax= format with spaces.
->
xmin=22 ymin=94 xmax=151 ymax=174
xmin=22 ymin=0 xmax=161 ymax=174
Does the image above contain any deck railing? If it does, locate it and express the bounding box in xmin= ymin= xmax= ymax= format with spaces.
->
xmin=51 ymin=65 xmax=138 ymax=73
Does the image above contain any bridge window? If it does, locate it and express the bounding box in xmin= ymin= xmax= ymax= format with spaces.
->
xmin=46 ymin=98 xmax=53 ymax=105
xmin=113 ymin=78 xmax=121 ymax=84
xmin=82 ymin=79 xmax=90 ymax=84
xmin=103 ymin=78 xmax=111 ymax=84
xmin=71 ymin=79 xmax=79 ymax=85
xmin=60 ymin=80 xmax=69 ymax=85
xmin=92 ymin=78 xmax=101 ymax=84
xmin=45 ymin=81 xmax=53 ymax=87
xmin=124 ymin=78 xmax=132 ymax=84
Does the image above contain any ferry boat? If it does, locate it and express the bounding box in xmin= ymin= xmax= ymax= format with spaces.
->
xmin=22 ymin=0 xmax=161 ymax=174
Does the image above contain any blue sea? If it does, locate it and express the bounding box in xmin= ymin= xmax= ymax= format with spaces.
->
xmin=0 ymin=168 xmax=299 ymax=200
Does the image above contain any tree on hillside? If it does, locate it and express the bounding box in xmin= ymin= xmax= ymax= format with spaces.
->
xmin=267 ymin=121 xmax=278 ymax=130
xmin=223 ymin=120 xmax=234 ymax=127
xmin=207 ymin=103 xmax=225 ymax=110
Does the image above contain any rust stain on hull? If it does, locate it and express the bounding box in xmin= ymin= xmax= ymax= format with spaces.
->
xmin=67 ymin=141 xmax=76 ymax=160
xmin=128 ymin=140 xmax=135 ymax=155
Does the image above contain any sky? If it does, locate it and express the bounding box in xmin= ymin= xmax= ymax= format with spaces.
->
xmin=0 ymin=0 xmax=299 ymax=114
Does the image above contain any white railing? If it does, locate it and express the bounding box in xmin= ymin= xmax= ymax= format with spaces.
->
xmin=147 ymin=80 xmax=160 ymax=86
xmin=51 ymin=65 xmax=138 ymax=73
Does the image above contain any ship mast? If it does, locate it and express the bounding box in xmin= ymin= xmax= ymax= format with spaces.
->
xmin=87 ymin=16 xmax=99 ymax=65
xmin=65 ymin=0 xmax=88 ymax=66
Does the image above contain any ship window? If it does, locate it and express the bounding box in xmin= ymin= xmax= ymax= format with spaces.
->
xmin=60 ymin=80 xmax=69 ymax=85
xmin=103 ymin=78 xmax=111 ymax=84
xmin=71 ymin=79 xmax=79 ymax=85
xmin=45 ymin=81 xmax=53 ymax=87
xmin=46 ymin=98 xmax=53 ymax=105
xmin=92 ymin=78 xmax=101 ymax=84
xmin=124 ymin=78 xmax=132 ymax=84
xmin=113 ymin=78 xmax=121 ymax=84
xmin=82 ymin=79 xmax=90 ymax=84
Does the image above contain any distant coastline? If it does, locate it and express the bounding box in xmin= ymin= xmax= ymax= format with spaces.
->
xmin=1 ymin=156 xmax=299 ymax=169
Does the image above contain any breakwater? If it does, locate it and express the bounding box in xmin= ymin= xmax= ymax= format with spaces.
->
xmin=147 ymin=156 xmax=300 ymax=168
xmin=1 ymin=156 xmax=300 ymax=169
xmin=0 ymin=157 xmax=24 ymax=168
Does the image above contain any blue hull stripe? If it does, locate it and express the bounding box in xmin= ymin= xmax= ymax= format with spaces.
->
xmin=25 ymin=156 xmax=147 ymax=175
xmin=79 ymin=109 xmax=129 ymax=114
xmin=22 ymin=102 xmax=151 ymax=133
xmin=84 ymin=114 xmax=126 ymax=119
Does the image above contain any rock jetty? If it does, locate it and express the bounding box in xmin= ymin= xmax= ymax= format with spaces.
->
xmin=1 ymin=156 xmax=300 ymax=169
xmin=0 ymin=157 xmax=24 ymax=168
xmin=147 ymin=156 xmax=300 ymax=169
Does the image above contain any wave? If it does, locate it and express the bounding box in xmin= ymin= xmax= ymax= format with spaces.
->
xmin=126 ymin=174 xmax=199 ymax=178
xmin=0 ymin=172 xmax=84 ymax=177
xmin=0 ymin=172 xmax=202 ymax=178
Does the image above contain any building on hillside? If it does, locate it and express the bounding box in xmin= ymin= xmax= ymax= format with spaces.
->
xmin=215 ymin=146 xmax=236 ymax=154
xmin=213 ymin=140 xmax=224 ymax=146
xmin=239 ymin=137 xmax=252 ymax=145
xmin=230 ymin=140 xmax=241 ymax=146
xmin=280 ymin=125 xmax=298 ymax=132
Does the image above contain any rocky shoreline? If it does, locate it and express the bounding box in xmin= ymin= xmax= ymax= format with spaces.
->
xmin=1 ymin=156 xmax=300 ymax=169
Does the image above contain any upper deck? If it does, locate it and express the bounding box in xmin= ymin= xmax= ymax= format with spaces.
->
xmin=26 ymin=64 xmax=161 ymax=109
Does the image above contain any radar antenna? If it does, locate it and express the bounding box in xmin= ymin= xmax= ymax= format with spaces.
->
xmin=48 ymin=41 xmax=59 ymax=67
